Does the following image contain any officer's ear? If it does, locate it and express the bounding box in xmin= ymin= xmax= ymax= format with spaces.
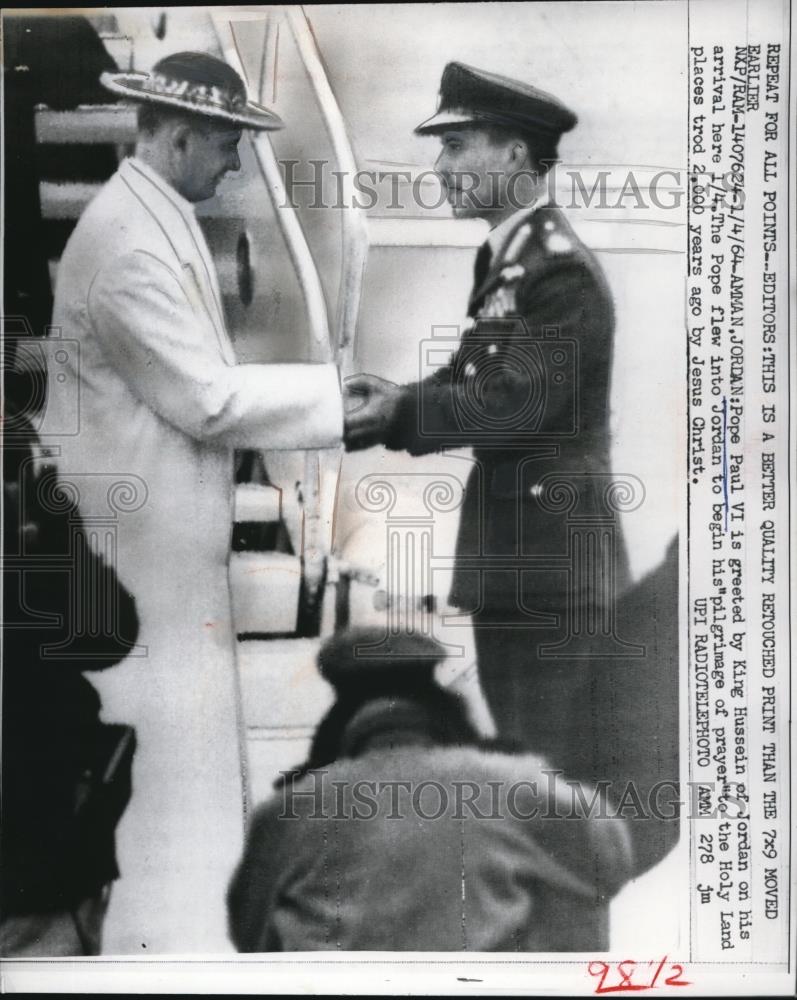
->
xmin=508 ymin=137 xmax=531 ymax=168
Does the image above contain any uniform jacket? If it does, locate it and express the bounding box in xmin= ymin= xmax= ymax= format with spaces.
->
xmin=385 ymin=204 xmax=630 ymax=615
xmin=49 ymin=156 xmax=343 ymax=952
xmin=228 ymin=739 xmax=634 ymax=952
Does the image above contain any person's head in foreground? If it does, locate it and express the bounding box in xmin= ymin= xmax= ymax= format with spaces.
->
xmin=228 ymin=627 xmax=633 ymax=953
xmin=276 ymin=626 xmax=487 ymax=787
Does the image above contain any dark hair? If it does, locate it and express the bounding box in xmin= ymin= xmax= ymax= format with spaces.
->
xmin=480 ymin=122 xmax=560 ymax=175
xmin=275 ymin=682 xmax=487 ymax=789
xmin=137 ymin=101 xmax=215 ymax=137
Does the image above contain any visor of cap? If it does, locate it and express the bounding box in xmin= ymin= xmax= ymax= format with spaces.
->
xmin=318 ymin=627 xmax=446 ymax=688
xmin=414 ymin=107 xmax=497 ymax=134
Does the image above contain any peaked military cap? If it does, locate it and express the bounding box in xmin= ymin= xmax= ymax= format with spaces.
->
xmin=318 ymin=627 xmax=446 ymax=690
xmin=415 ymin=62 xmax=577 ymax=138
xmin=101 ymin=51 xmax=283 ymax=131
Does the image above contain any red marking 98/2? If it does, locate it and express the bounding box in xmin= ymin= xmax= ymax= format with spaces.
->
xmin=588 ymin=958 xmax=691 ymax=993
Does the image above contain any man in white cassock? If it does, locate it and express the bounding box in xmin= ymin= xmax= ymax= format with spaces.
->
xmin=48 ymin=52 xmax=343 ymax=953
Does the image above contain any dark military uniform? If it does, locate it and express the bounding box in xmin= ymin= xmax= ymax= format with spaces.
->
xmin=385 ymin=204 xmax=630 ymax=763
xmin=383 ymin=64 xmax=632 ymax=766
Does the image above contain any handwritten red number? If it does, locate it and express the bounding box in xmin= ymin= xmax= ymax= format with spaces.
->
xmin=589 ymin=960 xmax=647 ymax=993
xmin=664 ymin=964 xmax=692 ymax=987
xmin=589 ymin=959 xmax=690 ymax=993
xmin=648 ymin=956 xmax=668 ymax=989
xmin=589 ymin=962 xmax=610 ymax=994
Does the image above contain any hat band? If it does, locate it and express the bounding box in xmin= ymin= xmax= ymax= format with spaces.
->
xmin=134 ymin=71 xmax=247 ymax=115
xmin=438 ymin=104 xmax=563 ymax=135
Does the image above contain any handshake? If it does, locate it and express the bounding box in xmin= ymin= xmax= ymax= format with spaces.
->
xmin=342 ymin=373 xmax=402 ymax=452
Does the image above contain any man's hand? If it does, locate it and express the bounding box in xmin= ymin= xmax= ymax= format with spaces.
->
xmin=343 ymin=373 xmax=401 ymax=451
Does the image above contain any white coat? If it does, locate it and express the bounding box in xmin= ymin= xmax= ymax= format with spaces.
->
xmin=49 ymin=157 xmax=343 ymax=953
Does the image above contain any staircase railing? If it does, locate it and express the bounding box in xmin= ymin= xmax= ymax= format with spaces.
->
xmin=285 ymin=6 xmax=369 ymax=363
xmin=210 ymin=11 xmax=332 ymax=353
xmin=211 ymin=9 xmax=367 ymax=634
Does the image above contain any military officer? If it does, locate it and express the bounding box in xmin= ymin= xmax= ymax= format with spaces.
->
xmin=345 ymin=63 xmax=631 ymax=773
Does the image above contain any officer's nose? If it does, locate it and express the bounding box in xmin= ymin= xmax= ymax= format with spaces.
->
xmin=434 ymin=153 xmax=454 ymax=193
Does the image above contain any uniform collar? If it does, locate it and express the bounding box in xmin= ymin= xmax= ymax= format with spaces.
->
xmin=467 ymin=193 xmax=550 ymax=314
xmin=486 ymin=190 xmax=550 ymax=260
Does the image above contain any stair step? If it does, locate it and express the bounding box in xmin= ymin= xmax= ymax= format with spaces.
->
xmin=230 ymin=552 xmax=302 ymax=635
xmin=237 ymin=637 xmax=333 ymax=729
xmin=35 ymin=105 xmax=137 ymax=145
xmin=40 ymin=181 xmax=102 ymax=220
xmin=40 ymin=182 xmax=259 ymax=222
xmin=234 ymin=483 xmax=282 ymax=523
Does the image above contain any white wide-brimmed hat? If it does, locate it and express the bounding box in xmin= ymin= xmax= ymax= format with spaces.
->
xmin=101 ymin=50 xmax=283 ymax=132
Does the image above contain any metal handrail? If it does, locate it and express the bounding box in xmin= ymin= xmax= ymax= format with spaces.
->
xmin=282 ymin=7 xmax=371 ymax=620
xmin=286 ymin=5 xmax=369 ymax=364
xmin=210 ymin=11 xmax=341 ymax=629
xmin=210 ymin=11 xmax=332 ymax=354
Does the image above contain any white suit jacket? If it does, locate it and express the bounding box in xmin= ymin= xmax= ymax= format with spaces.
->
xmin=49 ymin=156 xmax=342 ymax=953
